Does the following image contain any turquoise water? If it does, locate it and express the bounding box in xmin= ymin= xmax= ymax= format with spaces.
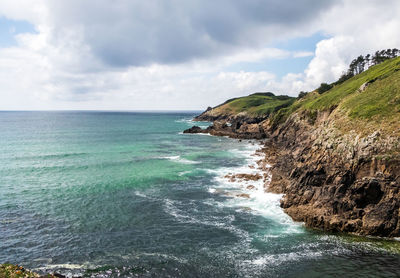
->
xmin=1 ymin=111 xmax=400 ymax=278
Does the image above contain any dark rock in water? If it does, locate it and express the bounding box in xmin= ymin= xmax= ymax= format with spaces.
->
xmin=236 ymin=193 xmax=250 ymax=198
xmin=183 ymin=126 xmax=204 ymax=133
xmin=54 ymin=273 xmax=67 ymax=278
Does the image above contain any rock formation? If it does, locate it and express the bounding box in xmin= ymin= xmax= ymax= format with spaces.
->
xmin=183 ymin=56 xmax=400 ymax=237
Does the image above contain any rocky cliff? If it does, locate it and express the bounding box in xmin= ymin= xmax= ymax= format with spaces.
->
xmin=267 ymin=110 xmax=400 ymax=237
xmin=184 ymin=56 xmax=400 ymax=237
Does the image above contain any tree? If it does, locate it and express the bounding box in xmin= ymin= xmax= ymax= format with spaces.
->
xmin=297 ymin=91 xmax=308 ymax=99
xmin=356 ymin=55 xmax=365 ymax=74
xmin=365 ymin=54 xmax=371 ymax=68
xmin=317 ymin=83 xmax=333 ymax=94
xmin=334 ymin=48 xmax=400 ymax=87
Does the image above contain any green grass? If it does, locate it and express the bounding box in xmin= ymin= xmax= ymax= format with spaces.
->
xmin=270 ymin=57 xmax=400 ymax=128
xmin=342 ymin=69 xmax=400 ymax=119
xmin=301 ymin=57 xmax=400 ymax=113
xmin=206 ymin=56 xmax=400 ymax=133
xmin=211 ymin=93 xmax=295 ymax=118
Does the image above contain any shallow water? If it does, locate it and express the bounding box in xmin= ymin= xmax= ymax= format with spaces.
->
xmin=1 ymin=111 xmax=400 ymax=278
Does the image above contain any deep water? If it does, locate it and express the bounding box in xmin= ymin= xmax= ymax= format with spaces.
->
xmin=1 ymin=111 xmax=400 ymax=278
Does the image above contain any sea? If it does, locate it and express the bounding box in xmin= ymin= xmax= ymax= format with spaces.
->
xmin=1 ymin=111 xmax=400 ymax=278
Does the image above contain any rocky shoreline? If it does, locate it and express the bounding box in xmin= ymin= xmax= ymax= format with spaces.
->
xmin=184 ymin=108 xmax=400 ymax=238
xmin=0 ymin=264 xmax=71 ymax=278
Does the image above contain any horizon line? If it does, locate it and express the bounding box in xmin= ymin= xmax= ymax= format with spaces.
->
xmin=0 ymin=109 xmax=203 ymax=113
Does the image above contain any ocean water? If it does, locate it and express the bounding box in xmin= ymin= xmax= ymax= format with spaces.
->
xmin=1 ymin=111 xmax=400 ymax=278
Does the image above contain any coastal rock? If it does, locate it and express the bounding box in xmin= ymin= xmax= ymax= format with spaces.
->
xmin=0 ymin=264 xmax=69 ymax=278
xmin=267 ymin=111 xmax=400 ymax=237
xmin=225 ymin=173 xmax=262 ymax=181
xmin=236 ymin=193 xmax=250 ymax=198
xmin=235 ymin=173 xmax=262 ymax=181
xmin=188 ymin=99 xmax=400 ymax=237
xmin=183 ymin=126 xmax=204 ymax=133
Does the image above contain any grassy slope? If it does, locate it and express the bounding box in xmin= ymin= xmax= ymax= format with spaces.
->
xmin=208 ymin=93 xmax=295 ymax=118
xmin=272 ymin=56 xmax=400 ymax=134
xmin=205 ymin=56 xmax=400 ymax=135
xmin=302 ymin=57 xmax=400 ymax=113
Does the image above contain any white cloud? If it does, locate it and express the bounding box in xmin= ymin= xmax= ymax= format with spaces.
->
xmin=0 ymin=0 xmax=399 ymax=110
xmin=0 ymin=0 xmax=46 ymax=24
xmin=292 ymin=51 xmax=314 ymax=58
xmin=289 ymin=0 xmax=400 ymax=94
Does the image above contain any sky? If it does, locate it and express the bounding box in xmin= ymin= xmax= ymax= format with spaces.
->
xmin=0 ymin=0 xmax=399 ymax=110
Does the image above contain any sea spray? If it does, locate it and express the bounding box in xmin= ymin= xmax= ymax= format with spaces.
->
xmin=207 ymin=141 xmax=303 ymax=235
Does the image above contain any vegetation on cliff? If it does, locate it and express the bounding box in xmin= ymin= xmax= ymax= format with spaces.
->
xmin=196 ymin=92 xmax=295 ymax=120
xmin=271 ymin=56 xmax=400 ymax=134
xmin=188 ymin=53 xmax=400 ymax=237
xmin=198 ymin=55 xmax=400 ymax=131
xmin=0 ymin=264 xmax=57 ymax=278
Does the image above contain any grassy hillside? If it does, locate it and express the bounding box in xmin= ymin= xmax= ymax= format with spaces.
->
xmin=272 ymin=56 xmax=400 ymax=134
xmin=302 ymin=57 xmax=400 ymax=113
xmin=206 ymin=92 xmax=295 ymax=118
xmin=203 ymin=56 xmax=400 ymax=135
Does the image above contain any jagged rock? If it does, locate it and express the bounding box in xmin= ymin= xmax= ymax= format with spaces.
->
xmin=267 ymin=111 xmax=400 ymax=237
xmin=236 ymin=193 xmax=250 ymax=198
xmin=183 ymin=126 xmax=204 ymax=133
xmin=358 ymin=82 xmax=370 ymax=92
xmin=233 ymin=173 xmax=262 ymax=181
xmin=187 ymin=101 xmax=400 ymax=237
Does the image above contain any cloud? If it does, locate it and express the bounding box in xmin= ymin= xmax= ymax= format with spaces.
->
xmin=291 ymin=0 xmax=400 ymax=93
xmin=0 ymin=0 xmax=399 ymax=110
xmin=42 ymin=0 xmax=335 ymax=67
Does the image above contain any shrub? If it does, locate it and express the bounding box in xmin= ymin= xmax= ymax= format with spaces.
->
xmin=317 ymin=83 xmax=333 ymax=94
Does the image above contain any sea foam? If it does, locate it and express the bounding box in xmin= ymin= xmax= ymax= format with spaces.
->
xmin=208 ymin=141 xmax=303 ymax=235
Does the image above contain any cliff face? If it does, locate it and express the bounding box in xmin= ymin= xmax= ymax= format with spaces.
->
xmin=267 ymin=110 xmax=400 ymax=237
xmin=185 ymin=113 xmax=268 ymax=139
xmin=186 ymin=109 xmax=400 ymax=237
xmin=184 ymin=56 xmax=400 ymax=237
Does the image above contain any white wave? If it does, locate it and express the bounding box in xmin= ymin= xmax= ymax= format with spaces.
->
xmin=181 ymin=132 xmax=212 ymax=136
xmin=33 ymin=263 xmax=94 ymax=271
xmin=178 ymin=170 xmax=192 ymax=176
xmin=175 ymin=118 xmax=210 ymax=127
xmin=208 ymin=142 xmax=303 ymax=235
xmin=161 ymin=155 xmax=200 ymax=164
xmin=245 ymin=250 xmax=324 ymax=267
xmin=134 ymin=191 xmax=148 ymax=198
xmin=163 ymin=198 xmax=251 ymax=242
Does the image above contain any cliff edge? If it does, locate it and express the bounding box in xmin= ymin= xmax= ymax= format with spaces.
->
xmin=185 ymin=56 xmax=400 ymax=237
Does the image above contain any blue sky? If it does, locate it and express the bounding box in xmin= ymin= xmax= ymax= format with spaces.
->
xmin=226 ymin=33 xmax=327 ymax=77
xmin=0 ymin=17 xmax=36 ymax=47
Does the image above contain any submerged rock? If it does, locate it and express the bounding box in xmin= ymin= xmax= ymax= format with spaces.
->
xmin=236 ymin=193 xmax=250 ymax=198
xmin=183 ymin=126 xmax=204 ymax=133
